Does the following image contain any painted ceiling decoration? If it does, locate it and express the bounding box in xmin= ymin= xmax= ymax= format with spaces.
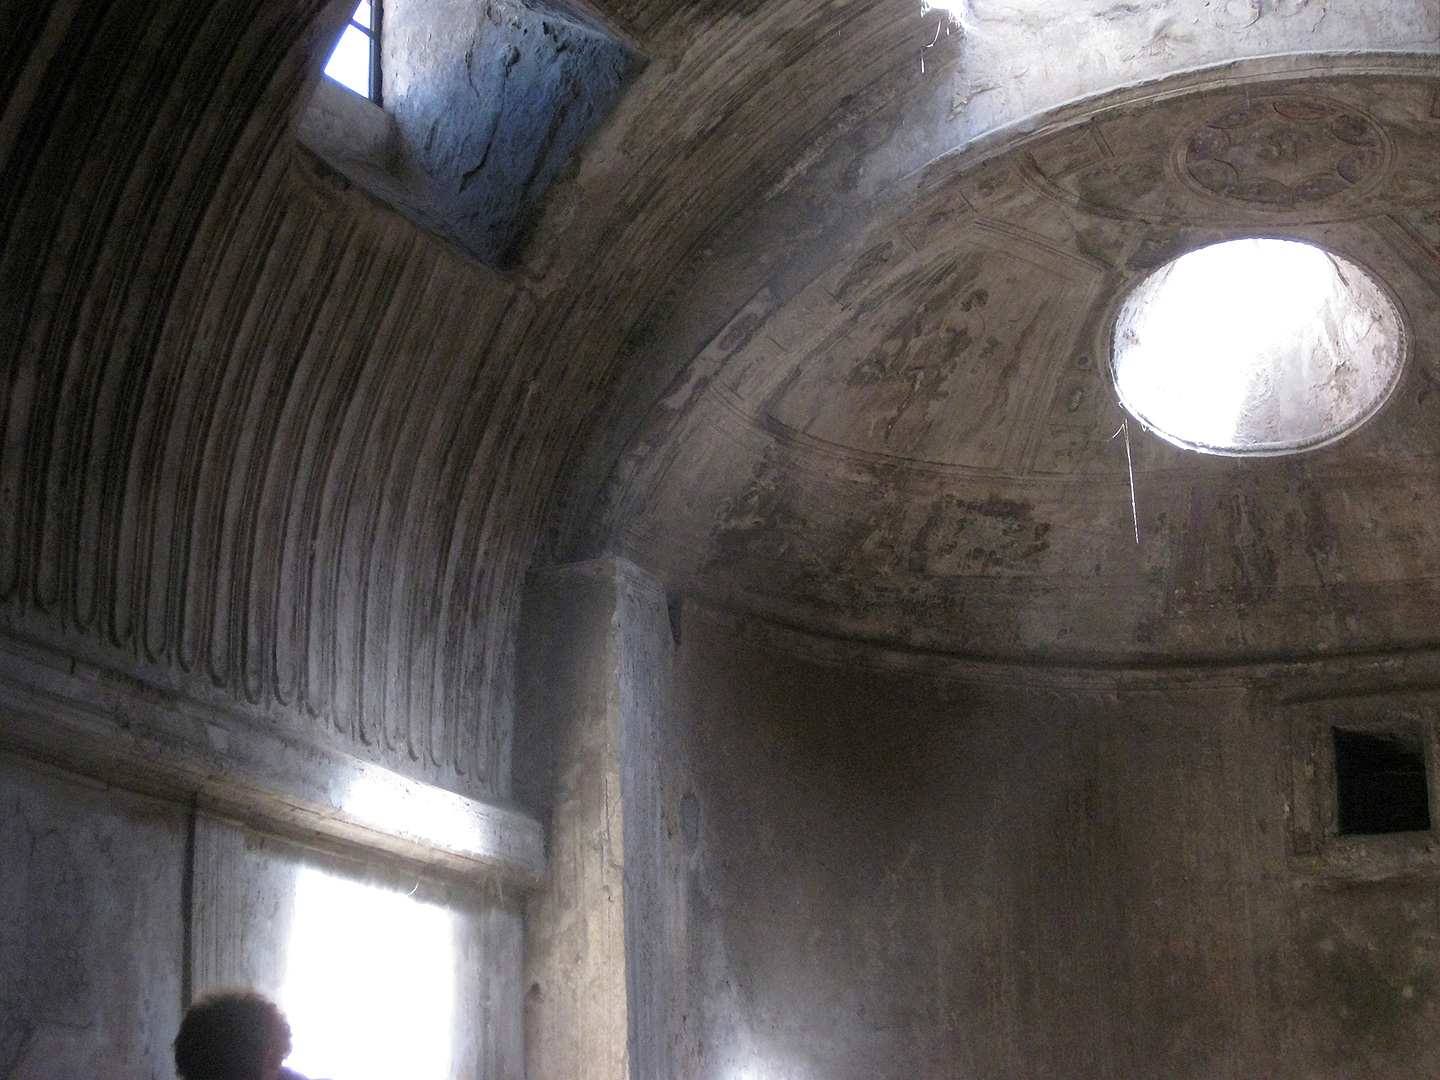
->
xmin=595 ymin=72 xmax=1440 ymax=662
xmin=4 ymin=6 xmax=1440 ymax=1078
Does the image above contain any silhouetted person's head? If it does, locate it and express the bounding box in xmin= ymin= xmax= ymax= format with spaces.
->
xmin=174 ymin=989 xmax=293 ymax=1080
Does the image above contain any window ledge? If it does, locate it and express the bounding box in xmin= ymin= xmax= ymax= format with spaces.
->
xmin=297 ymin=76 xmax=401 ymax=177
xmin=0 ymin=630 xmax=545 ymax=887
xmin=1289 ymin=831 xmax=1440 ymax=884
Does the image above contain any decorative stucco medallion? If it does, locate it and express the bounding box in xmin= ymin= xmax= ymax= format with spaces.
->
xmin=1179 ymin=97 xmax=1390 ymax=209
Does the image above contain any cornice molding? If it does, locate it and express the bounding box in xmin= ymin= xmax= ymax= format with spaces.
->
xmin=0 ymin=630 xmax=545 ymax=888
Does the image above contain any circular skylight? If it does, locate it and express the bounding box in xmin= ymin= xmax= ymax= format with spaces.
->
xmin=1111 ymin=238 xmax=1405 ymax=456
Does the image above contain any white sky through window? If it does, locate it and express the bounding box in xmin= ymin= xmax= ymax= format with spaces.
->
xmin=324 ymin=3 xmax=373 ymax=98
xmin=279 ymin=865 xmax=454 ymax=1080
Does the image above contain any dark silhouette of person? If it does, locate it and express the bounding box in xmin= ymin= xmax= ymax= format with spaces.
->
xmin=173 ymin=989 xmax=322 ymax=1080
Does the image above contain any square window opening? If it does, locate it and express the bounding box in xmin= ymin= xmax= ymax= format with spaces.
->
xmin=1333 ymin=726 xmax=1431 ymax=836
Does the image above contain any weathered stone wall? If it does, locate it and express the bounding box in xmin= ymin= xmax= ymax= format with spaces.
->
xmin=0 ymin=755 xmax=186 ymax=1079
xmin=0 ymin=0 xmax=1434 ymax=806
xmin=592 ymin=65 xmax=1440 ymax=662
xmin=517 ymin=562 xmax=636 ymax=1080
xmin=0 ymin=0 xmax=532 ymax=799
xmin=0 ymin=1 xmax=1437 ymax=1077
xmin=669 ymin=607 xmax=1440 ymax=1080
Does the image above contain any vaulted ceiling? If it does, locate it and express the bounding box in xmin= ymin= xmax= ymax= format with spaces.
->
xmin=0 ymin=0 xmax=1436 ymax=798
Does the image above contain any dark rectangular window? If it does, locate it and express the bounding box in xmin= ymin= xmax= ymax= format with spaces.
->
xmin=1334 ymin=727 xmax=1431 ymax=835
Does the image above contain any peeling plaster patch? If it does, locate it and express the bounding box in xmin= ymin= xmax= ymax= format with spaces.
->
xmin=912 ymin=495 xmax=1053 ymax=575
xmin=844 ymin=283 xmax=993 ymax=443
xmin=766 ymin=235 xmax=1092 ymax=471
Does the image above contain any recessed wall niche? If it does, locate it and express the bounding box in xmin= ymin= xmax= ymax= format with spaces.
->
xmin=1287 ymin=697 xmax=1440 ymax=877
xmin=1333 ymin=726 xmax=1432 ymax=836
xmin=299 ymin=0 xmax=643 ymax=268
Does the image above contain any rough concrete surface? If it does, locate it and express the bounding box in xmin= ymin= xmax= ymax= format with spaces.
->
xmin=518 ymin=561 xmax=636 ymax=1080
xmin=518 ymin=559 xmax=686 ymax=1080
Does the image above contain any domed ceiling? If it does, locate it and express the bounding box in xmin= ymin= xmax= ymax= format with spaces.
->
xmin=586 ymin=72 xmax=1440 ymax=663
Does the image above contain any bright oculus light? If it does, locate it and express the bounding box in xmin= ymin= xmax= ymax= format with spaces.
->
xmin=1111 ymin=238 xmax=1405 ymax=456
xmin=279 ymin=866 xmax=454 ymax=1080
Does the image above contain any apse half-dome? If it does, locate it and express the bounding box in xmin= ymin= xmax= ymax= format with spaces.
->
xmin=1110 ymin=238 xmax=1406 ymax=456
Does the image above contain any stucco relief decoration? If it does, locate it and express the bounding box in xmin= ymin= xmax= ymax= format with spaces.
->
xmin=1180 ymin=97 xmax=1389 ymax=209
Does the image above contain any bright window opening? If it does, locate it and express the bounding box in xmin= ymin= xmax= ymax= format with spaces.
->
xmin=324 ymin=0 xmax=378 ymax=101
xmin=279 ymin=865 xmax=454 ymax=1080
xmin=1111 ymin=238 xmax=1405 ymax=456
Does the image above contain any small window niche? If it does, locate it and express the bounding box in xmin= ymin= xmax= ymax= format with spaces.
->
xmin=299 ymin=0 xmax=643 ymax=270
xmin=1333 ymin=726 xmax=1432 ymax=836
